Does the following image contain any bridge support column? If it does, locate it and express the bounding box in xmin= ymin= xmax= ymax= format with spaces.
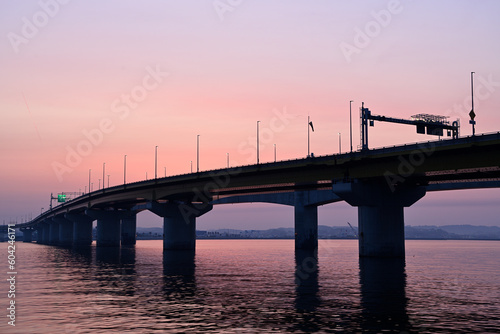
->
xmin=49 ymin=222 xmax=60 ymax=245
xmin=294 ymin=191 xmax=318 ymax=250
xmin=86 ymin=209 xmax=133 ymax=247
xmin=66 ymin=213 xmax=94 ymax=246
xmin=121 ymin=215 xmax=137 ymax=246
xmin=22 ymin=229 xmax=33 ymax=242
xmin=148 ymin=201 xmax=212 ymax=250
xmin=53 ymin=216 xmax=73 ymax=246
xmin=37 ymin=225 xmax=48 ymax=244
xmin=333 ymin=180 xmax=425 ymax=258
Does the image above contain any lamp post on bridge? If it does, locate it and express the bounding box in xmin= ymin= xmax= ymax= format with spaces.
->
xmin=88 ymin=169 xmax=91 ymax=194
xmin=124 ymin=155 xmax=127 ymax=184
xmin=102 ymin=163 xmax=105 ymax=189
xmin=350 ymin=100 xmax=354 ymax=152
xmin=155 ymin=146 xmax=158 ymax=179
xmin=257 ymin=121 xmax=260 ymax=164
xmin=227 ymin=153 xmax=229 ymax=168
xmin=338 ymin=132 xmax=341 ymax=154
xmin=197 ymin=135 xmax=200 ymax=173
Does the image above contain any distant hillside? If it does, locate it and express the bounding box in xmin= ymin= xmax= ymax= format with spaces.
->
xmin=134 ymin=225 xmax=500 ymax=240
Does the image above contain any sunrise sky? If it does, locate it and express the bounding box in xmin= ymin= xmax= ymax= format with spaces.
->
xmin=1 ymin=0 xmax=499 ymax=229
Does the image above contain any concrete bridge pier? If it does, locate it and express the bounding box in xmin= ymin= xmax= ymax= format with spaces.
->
xmin=121 ymin=214 xmax=137 ymax=246
xmin=37 ymin=224 xmax=48 ymax=244
xmin=52 ymin=216 xmax=74 ymax=246
xmin=148 ymin=201 xmax=212 ymax=250
xmin=65 ymin=213 xmax=94 ymax=246
xmin=48 ymin=222 xmax=60 ymax=245
xmin=333 ymin=180 xmax=426 ymax=258
xmin=21 ymin=229 xmax=33 ymax=242
xmin=294 ymin=191 xmax=319 ymax=250
xmin=85 ymin=209 xmax=133 ymax=247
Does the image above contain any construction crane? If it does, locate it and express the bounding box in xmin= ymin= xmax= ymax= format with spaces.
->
xmin=360 ymin=102 xmax=460 ymax=150
xmin=347 ymin=222 xmax=358 ymax=238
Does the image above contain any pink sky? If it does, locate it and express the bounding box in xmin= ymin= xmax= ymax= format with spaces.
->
xmin=1 ymin=0 xmax=499 ymax=229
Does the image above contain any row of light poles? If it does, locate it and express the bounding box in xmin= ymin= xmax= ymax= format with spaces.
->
xmin=84 ymin=101 xmax=355 ymax=192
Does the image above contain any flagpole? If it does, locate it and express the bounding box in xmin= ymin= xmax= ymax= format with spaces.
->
xmin=307 ymin=115 xmax=310 ymax=157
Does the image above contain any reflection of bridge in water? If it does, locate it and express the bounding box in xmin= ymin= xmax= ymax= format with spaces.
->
xmin=13 ymin=132 xmax=500 ymax=257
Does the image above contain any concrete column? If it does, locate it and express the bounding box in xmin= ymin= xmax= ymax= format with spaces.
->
xmin=37 ymin=225 xmax=46 ymax=244
xmin=85 ymin=209 xmax=132 ymax=247
xmin=22 ymin=229 xmax=33 ymax=243
xmin=148 ymin=201 xmax=212 ymax=250
xmin=42 ymin=224 xmax=50 ymax=244
xmin=65 ymin=213 xmax=94 ymax=246
xmin=333 ymin=180 xmax=425 ymax=258
xmin=358 ymin=206 xmax=405 ymax=258
xmin=49 ymin=222 xmax=60 ymax=245
xmin=53 ymin=216 xmax=73 ymax=246
xmin=294 ymin=191 xmax=318 ymax=250
xmin=121 ymin=215 xmax=137 ymax=246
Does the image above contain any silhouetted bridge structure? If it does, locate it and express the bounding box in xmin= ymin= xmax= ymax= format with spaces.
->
xmin=13 ymin=132 xmax=500 ymax=257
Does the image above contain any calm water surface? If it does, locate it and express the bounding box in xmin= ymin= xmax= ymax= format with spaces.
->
xmin=1 ymin=239 xmax=499 ymax=333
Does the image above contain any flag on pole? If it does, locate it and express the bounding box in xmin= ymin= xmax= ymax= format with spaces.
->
xmin=309 ymin=121 xmax=314 ymax=132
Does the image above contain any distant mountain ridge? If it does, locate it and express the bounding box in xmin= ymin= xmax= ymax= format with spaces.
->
xmin=136 ymin=225 xmax=500 ymax=240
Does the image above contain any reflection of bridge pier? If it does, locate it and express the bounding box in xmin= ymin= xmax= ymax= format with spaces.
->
xmin=359 ymin=257 xmax=411 ymax=332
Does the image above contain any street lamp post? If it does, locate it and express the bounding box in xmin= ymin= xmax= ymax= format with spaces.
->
xmin=257 ymin=121 xmax=260 ymax=164
xmin=124 ymin=155 xmax=127 ymax=184
xmin=164 ymin=167 xmax=166 ymax=177
xmin=190 ymin=160 xmax=193 ymax=173
xmin=338 ymin=132 xmax=341 ymax=154
xmin=350 ymin=100 xmax=354 ymax=152
xmin=197 ymin=135 xmax=200 ymax=172
xmin=88 ymin=169 xmax=91 ymax=194
xmin=227 ymin=153 xmax=229 ymax=168
xmin=155 ymin=146 xmax=158 ymax=179
xmin=102 ymin=163 xmax=105 ymax=189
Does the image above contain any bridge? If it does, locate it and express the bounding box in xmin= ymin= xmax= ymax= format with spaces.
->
xmin=12 ymin=131 xmax=500 ymax=258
